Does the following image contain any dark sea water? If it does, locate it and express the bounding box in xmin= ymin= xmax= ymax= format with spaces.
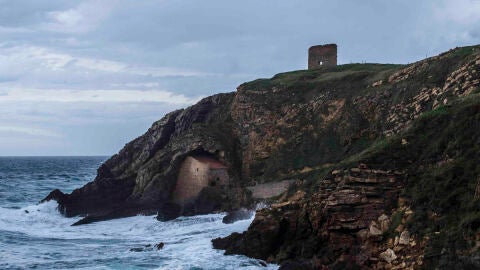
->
xmin=0 ymin=157 xmax=276 ymax=270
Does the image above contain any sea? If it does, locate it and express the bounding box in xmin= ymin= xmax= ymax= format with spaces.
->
xmin=0 ymin=156 xmax=278 ymax=270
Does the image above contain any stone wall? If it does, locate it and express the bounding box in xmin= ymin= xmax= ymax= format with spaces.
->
xmin=172 ymin=156 xmax=229 ymax=205
xmin=246 ymin=179 xmax=295 ymax=199
xmin=308 ymin=44 xmax=337 ymax=69
xmin=208 ymin=168 xmax=229 ymax=187
xmin=172 ymin=156 xmax=210 ymax=204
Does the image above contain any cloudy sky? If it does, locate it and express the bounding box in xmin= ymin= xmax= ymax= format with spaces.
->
xmin=0 ymin=0 xmax=479 ymax=156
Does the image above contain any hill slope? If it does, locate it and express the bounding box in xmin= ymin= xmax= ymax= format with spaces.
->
xmin=45 ymin=45 xmax=480 ymax=268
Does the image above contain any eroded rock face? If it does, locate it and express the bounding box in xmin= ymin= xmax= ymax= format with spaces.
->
xmin=214 ymin=47 xmax=480 ymax=268
xmin=43 ymin=45 xmax=480 ymax=256
xmin=43 ymin=65 xmax=396 ymax=223
xmin=44 ymin=94 xmax=247 ymax=223
xmin=40 ymin=45 xmax=480 ymax=268
xmin=213 ymin=165 xmax=409 ymax=266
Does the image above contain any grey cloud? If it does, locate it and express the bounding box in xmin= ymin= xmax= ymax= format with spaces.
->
xmin=0 ymin=0 xmax=479 ymax=155
xmin=0 ymin=0 xmax=75 ymax=27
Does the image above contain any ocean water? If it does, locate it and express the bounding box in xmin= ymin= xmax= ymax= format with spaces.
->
xmin=0 ymin=157 xmax=277 ymax=270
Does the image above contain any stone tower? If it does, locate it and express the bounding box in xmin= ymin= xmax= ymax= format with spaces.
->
xmin=308 ymin=44 xmax=337 ymax=69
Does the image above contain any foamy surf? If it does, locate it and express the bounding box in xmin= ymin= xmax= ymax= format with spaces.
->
xmin=0 ymin=201 xmax=278 ymax=269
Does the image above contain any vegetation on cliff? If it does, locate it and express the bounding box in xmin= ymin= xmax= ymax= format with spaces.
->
xmin=362 ymin=95 xmax=480 ymax=268
xmin=44 ymin=44 xmax=480 ymax=269
xmin=213 ymin=45 xmax=480 ymax=269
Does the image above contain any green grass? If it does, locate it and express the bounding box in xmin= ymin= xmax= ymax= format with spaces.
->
xmin=338 ymin=136 xmax=397 ymax=167
xmin=448 ymin=45 xmax=480 ymax=58
xmin=418 ymin=105 xmax=449 ymax=119
xmin=242 ymin=45 xmax=480 ymax=95
xmin=348 ymin=96 xmax=480 ymax=268
xmin=241 ymin=63 xmax=403 ymax=91
xmin=311 ymin=93 xmax=480 ymax=268
xmin=326 ymin=63 xmax=403 ymax=73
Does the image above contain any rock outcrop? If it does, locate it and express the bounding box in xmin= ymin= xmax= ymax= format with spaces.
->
xmin=222 ymin=208 xmax=255 ymax=224
xmin=44 ymin=93 xmax=249 ymax=223
xmin=212 ymin=46 xmax=480 ymax=269
xmin=43 ymin=45 xmax=480 ymax=269
xmin=212 ymin=163 xmax=432 ymax=268
xmin=214 ymin=64 xmax=480 ymax=268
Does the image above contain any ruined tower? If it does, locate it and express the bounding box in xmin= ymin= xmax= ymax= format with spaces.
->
xmin=308 ymin=44 xmax=337 ymax=69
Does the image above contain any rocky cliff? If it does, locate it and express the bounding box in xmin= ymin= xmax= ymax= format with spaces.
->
xmin=213 ymin=46 xmax=480 ymax=269
xmin=45 ymin=45 xmax=480 ymax=268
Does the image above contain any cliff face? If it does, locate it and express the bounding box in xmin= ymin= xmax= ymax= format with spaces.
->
xmin=214 ymin=46 xmax=480 ymax=269
xmin=44 ymin=45 xmax=480 ymax=268
xmin=45 ymin=93 xmax=248 ymax=223
xmin=214 ymin=97 xmax=480 ymax=269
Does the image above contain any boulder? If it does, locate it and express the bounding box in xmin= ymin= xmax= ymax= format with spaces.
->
xmin=378 ymin=214 xmax=390 ymax=232
xmin=369 ymin=221 xmax=383 ymax=236
xmin=41 ymin=189 xmax=66 ymax=203
xmin=379 ymin=248 xmax=397 ymax=264
xmin=399 ymin=230 xmax=410 ymax=245
xmin=155 ymin=242 xmax=165 ymax=250
xmin=222 ymin=208 xmax=254 ymax=224
xmin=212 ymin=232 xmax=244 ymax=252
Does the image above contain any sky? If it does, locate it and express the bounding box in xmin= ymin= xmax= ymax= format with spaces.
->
xmin=0 ymin=0 xmax=479 ymax=156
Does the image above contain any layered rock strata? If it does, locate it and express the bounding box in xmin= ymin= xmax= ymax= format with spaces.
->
xmin=42 ymin=45 xmax=480 ymax=269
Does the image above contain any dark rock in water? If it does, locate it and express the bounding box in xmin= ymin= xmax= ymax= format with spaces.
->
xmin=129 ymin=247 xmax=145 ymax=252
xmin=41 ymin=45 xmax=480 ymax=269
xmin=72 ymin=215 xmax=105 ymax=226
xmin=212 ymin=232 xmax=244 ymax=252
xmin=42 ymin=95 xmax=245 ymax=223
xmin=24 ymin=210 xmax=29 ymax=214
xmin=222 ymin=208 xmax=254 ymax=224
xmin=41 ymin=189 xmax=66 ymax=203
xmin=155 ymin=242 xmax=164 ymax=250
xmin=41 ymin=175 xmax=138 ymax=224
xmin=71 ymin=207 xmax=140 ymax=226
xmin=156 ymin=202 xmax=181 ymax=222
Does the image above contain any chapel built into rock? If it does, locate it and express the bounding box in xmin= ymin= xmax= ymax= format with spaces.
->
xmin=172 ymin=155 xmax=229 ymax=205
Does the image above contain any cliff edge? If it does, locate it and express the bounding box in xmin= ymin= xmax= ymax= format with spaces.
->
xmin=44 ymin=45 xmax=480 ymax=269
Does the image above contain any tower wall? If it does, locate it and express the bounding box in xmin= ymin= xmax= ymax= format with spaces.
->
xmin=308 ymin=44 xmax=337 ymax=69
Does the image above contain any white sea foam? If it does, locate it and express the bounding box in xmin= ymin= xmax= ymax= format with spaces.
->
xmin=0 ymin=202 xmax=278 ymax=269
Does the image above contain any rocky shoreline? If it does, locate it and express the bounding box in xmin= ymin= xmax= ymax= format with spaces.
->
xmin=212 ymin=165 xmax=424 ymax=269
xmin=44 ymin=45 xmax=480 ymax=269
